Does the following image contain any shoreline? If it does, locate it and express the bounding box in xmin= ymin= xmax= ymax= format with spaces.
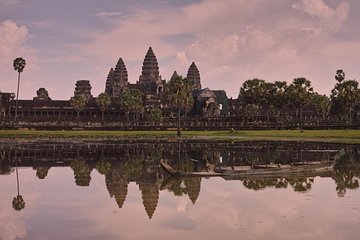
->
xmin=1 ymin=129 xmax=360 ymax=144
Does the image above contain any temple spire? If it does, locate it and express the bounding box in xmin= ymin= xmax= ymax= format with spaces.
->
xmin=113 ymin=58 xmax=128 ymax=83
xmin=112 ymin=58 xmax=128 ymax=97
xmin=187 ymin=62 xmax=201 ymax=90
xmin=105 ymin=68 xmax=114 ymax=95
xmin=139 ymin=47 xmax=160 ymax=82
xmin=138 ymin=47 xmax=164 ymax=94
xmin=170 ymin=71 xmax=179 ymax=81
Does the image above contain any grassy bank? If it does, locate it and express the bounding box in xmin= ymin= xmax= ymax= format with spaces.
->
xmin=0 ymin=129 xmax=360 ymax=144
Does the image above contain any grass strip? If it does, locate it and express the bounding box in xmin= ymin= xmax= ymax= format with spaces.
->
xmin=0 ymin=129 xmax=360 ymax=144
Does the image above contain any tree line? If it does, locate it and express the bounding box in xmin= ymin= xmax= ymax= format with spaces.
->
xmin=237 ymin=70 xmax=360 ymax=126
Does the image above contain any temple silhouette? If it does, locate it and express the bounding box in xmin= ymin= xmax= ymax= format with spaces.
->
xmin=0 ymin=47 xmax=230 ymax=128
xmin=1 ymin=46 xmax=344 ymax=129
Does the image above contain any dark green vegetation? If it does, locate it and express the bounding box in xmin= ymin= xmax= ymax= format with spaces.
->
xmin=96 ymin=92 xmax=111 ymax=122
xmin=70 ymin=94 xmax=87 ymax=119
xmin=237 ymin=70 xmax=360 ymax=126
xmin=1 ymin=130 xmax=360 ymax=144
xmin=119 ymin=88 xmax=144 ymax=121
xmin=166 ymin=75 xmax=194 ymax=135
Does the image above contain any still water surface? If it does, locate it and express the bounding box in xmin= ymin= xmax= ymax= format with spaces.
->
xmin=1 ymin=141 xmax=360 ymax=240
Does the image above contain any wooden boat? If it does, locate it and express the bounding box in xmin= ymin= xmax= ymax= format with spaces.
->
xmin=160 ymin=149 xmax=345 ymax=178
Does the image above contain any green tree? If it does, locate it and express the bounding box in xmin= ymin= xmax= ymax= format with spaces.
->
xmin=331 ymin=78 xmax=360 ymax=124
xmin=239 ymin=79 xmax=289 ymax=123
xmin=166 ymin=75 xmax=194 ymax=136
xmin=96 ymin=92 xmax=111 ymax=122
xmin=269 ymin=81 xmax=288 ymax=113
xmin=238 ymin=79 xmax=267 ymax=109
xmin=285 ymin=78 xmax=314 ymax=128
xmin=119 ymin=89 xmax=144 ymax=121
xmin=244 ymin=103 xmax=257 ymax=121
xmin=70 ymin=94 xmax=87 ymax=121
xmin=13 ymin=57 xmax=26 ymax=122
xmin=148 ymin=108 xmax=163 ymax=123
xmin=335 ymin=69 xmax=345 ymax=83
xmin=312 ymin=93 xmax=331 ymax=121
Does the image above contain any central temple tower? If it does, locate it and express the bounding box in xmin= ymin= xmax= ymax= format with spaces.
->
xmin=137 ymin=47 xmax=165 ymax=95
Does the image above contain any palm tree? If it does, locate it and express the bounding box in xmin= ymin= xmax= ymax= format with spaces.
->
xmin=331 ymin=79 xmax=360 ymax=125
xmin=166 ymin=75 xmax=194 ymax=136
xmin=148 ymin=108 xmax=163 ymax=124
xmin=238 ymin=79 xmax=267 ymax=109
xmin=285 ymin=78 xmax=314 ymax=129
xmin=312 ymin=93 xmax=331 ymax=121
xmin=70 ymin=94 xmax=87 ymax=122
xmin=96 ymin=93 xmax=111 ymax=122
xmin=119 ymin=89 xmax=144 ymax=122
xmin=335 ymin=69 xmax=345 ymax=83
xmin=13 ymin=57 xmax=26 ymax=122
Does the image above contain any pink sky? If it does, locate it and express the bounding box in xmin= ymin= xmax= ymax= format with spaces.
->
xmin=1 ymin=0 xmax=360 ymax=99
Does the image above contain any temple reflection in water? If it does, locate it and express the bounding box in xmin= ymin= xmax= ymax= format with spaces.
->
xmin=1 ymin=141 xmax=360 ymax=218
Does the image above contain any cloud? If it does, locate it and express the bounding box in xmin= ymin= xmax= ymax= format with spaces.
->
xmin=187 ymin=34 xmax=240 ymax=63
xmin=0 ymin=20 xmax=29 ymax=63
xmin=292 ymin=0 xmax=350 ymax=31
xmin=95 ymin=10 xmax=128 ymax=18
xmin=4 ymin=0 xmax=351 ymax=99
xmin=0 ymin=20 xmax=38 ymax=65
xmin=17 ymin=20 xmax=53 ymax=29
xmin=55 ymin=0 xmax=354 ymax=99
xmin=293 ymin=0 xmax=334 ymax=19
xmin=176 ymin=51 xmax=190 ymax=66
xmin=0 ymin=0 xmax=19 ymax=5
xmin=0 ymin=20 xmax=40 ymax=95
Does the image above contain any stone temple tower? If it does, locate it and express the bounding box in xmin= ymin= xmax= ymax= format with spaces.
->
xmin=137 ymin=47 xmax=164 ymax=95
xmin=105 ymin=58 xmax=128 ymax=97
xmin=112 ymin=58 xmax=129 ymax=97
xmin=74 ymin=80 xmax=92 ymax=100
xmin=170 ymin=71 xmax=179 ymax=81
xmin=187 ymin=62 xmax=201 ymax=90
xmin=105 ymin=68 xmax=114 ymax=95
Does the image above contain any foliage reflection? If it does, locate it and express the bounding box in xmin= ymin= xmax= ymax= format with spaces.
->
xmin=1 ymin=141 xmax=360 ymax=217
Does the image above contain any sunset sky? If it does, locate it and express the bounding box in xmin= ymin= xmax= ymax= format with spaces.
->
xmin=1 ymin=0 xmax=359 ymax=100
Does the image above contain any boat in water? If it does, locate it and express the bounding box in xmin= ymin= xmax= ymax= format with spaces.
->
xmin=160 ymin=149 xmax=345 ymax=179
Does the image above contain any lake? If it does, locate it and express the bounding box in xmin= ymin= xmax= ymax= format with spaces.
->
xmin=1 ymin=141 xmax=360 ymax=240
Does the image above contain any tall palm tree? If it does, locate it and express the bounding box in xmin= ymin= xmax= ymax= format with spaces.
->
xmin=331 ymin=79 xmax=360 ymax=125
xmin=70 ymin=94 xmax=87 ymax=122
xmin=13 ymin=57 xmax=26 ymax=122
xmin=166 ymin=75 xmax=194 ymax=136
xmin=96 ymin=92 xmax=111 ymax=122
xmin=119 ymin=89 xmax=144 ymax=122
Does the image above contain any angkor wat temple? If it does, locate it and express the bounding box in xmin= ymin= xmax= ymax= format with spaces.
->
xmin=0 ymin=47 xmax=355 ymax=130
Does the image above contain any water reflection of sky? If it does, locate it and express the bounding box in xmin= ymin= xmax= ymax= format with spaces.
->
xmin=1 ymin=167 xmax=360 ymax=240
